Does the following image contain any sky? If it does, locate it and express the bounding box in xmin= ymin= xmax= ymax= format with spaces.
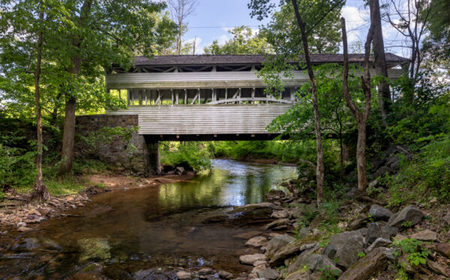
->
xmin=179 ymin=0 xmax=410 ymax=57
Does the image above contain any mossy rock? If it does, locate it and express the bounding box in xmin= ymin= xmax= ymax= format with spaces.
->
xmin=78 ymin=238 xmax=111 ymax=262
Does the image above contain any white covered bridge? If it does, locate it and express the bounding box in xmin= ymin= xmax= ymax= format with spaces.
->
xmin=103 ymin=54 xmax=407 ymax=173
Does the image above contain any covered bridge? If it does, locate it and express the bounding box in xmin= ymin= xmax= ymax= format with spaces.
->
xmin=99 ymin=54 xmax=408 ymax=174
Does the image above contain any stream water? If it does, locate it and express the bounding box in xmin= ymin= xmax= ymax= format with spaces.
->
xmin=0 ymin=159 xmax=297 ymax=279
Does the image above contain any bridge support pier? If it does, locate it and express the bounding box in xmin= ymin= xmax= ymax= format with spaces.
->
xmin=144 ymin=138 xmax=161 ymax=175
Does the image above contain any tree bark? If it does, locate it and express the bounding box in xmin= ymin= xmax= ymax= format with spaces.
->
xmin=58 ymin=96 xmax=77 ymax=175
xmin=57 ymin=0 xmax=93 ymax=176
xmin=370 ymin=0 xmax=391 ymax=127
xmin=291 ymin=0 xmax=325 ymax=205
xmin=31 ymin=6 xmax=50 ymax=201
xmin=341 ymin=17 xmax=373 ymax=193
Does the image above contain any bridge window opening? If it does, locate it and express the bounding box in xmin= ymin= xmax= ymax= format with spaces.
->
xmin=121 ymin=87 xmax=296 ymax=107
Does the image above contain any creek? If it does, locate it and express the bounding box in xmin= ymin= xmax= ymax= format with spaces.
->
xmin=0 ymin=159 xmax=297 ymax=279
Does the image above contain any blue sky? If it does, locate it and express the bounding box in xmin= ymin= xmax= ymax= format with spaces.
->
xmin=178 ymin=0 xmax=409 ymax=57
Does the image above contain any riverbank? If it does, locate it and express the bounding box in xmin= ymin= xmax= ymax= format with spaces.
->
xmin=0 ymin=172 xmax=195 ymax=232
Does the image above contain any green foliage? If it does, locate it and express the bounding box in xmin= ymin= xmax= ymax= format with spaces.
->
xmin=357 ymin=251 xmax=366 ymax=258
xmin=383 ymin=134 xmax=450 ymax=206
xmin=257 ymin=0 xmax=343 ymax=55
xmin=44 ymin=177 xmax=86 ymax=196
xmin=0 ymin=144 xmax=36 ymax=189
xmin=204 ymin=25 xmax=271 ymax=55
xmin=161 ymin=142 xmax=212 ymax=172
xmin=319 ymin=265 xmax=341 ymax=280
xmin=79 ymin=126 xmax=138 ymax=156
xmin=393 ymin=238 xmax=430 ymax=267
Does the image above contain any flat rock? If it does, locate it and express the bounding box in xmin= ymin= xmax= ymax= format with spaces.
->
xmin=265 ymin=234 xmax=295 ymax=258
xmin=427 ymin=260 xmax=449 ymax=277
xmin=285 ymin=270 xmax=310 ymax=280
xmin=287 ymin=251 xmax=342 ymax=276
xmin=233 ymin=231 xmax=262 ymax=239
xmin=78 ymin=238 xmax=111 ymax=262
xmin=271 ymin=210 xmax=289 ymax=219
xmin=245 ymin=236 xmax=267 ymax=248
xmin=218 ymin=270 xmax=233 ymax=279
xmin=264 ymin=218 xmax=290 ymax=230
xmin=410 ymin=229 xmax=438 ymax=241
xmin=339 ymin=247 xmax=388 ymax=280
xmin=17 ymin=226 xmax=32 ymax=232
xmin=256 ymin=268 xmax=279 ymax=280
xmin=323 ymin=230 xmax=365 ymax=269
xmin=387 ymin=205 xmax=424 ymax=228
xmin=239 ymin=254 xmax=266 ymax=265
xmin=435 ymin=243 xmax=450 ymax=257
xmin=366 ymin=238 xmax=392 ymax=253
xmin=176 ymin=271 xmax=191 ymax=280
xmin=369 ymin=204 xmax=393 ymax=221
xmin=270 ymin=239 xmax=319 ymax=267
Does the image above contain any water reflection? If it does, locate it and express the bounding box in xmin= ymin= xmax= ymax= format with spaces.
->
xmin=157 ymin=159 xmax=297 ymax=209
xmin=1 ymin=159 xmax=297 ymax=278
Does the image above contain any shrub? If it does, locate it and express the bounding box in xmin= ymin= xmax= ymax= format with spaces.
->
xmin=161 ymin=142 xmax=212 ymax=172
xmin=383 ymin=134 xmax=450 ymax=206
xmin=0 ymin=143 xmax=36 ymax=189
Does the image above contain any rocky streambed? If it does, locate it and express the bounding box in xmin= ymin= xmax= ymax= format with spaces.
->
xmin=0 ymin=159 xmax=448 ymax=280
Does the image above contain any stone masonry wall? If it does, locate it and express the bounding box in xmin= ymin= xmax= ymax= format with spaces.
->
xmin=75 ymin=115 xmax=147 ymax=175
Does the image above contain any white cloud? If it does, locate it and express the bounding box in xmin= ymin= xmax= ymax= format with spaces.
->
xmin=341 ymin=6 xmax=370 ymax=43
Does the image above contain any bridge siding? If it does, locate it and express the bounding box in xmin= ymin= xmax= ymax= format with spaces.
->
xmin=108 ymin=105 xmax=291 ymax=135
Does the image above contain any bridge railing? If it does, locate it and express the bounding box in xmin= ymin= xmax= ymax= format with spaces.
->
xmin=116 ymin=87 xmax=297 ymax=106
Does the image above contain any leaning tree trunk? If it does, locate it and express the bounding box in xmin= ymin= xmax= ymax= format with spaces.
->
xmin=31 ymin=7 xmax=50 ymax=201
xmin=291 ymin=0 xmax=325 ymax=205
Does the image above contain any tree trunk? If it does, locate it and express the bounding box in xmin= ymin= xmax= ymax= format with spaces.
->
xmin=57 ymin=0 xmax=93 ymax=176
xmin=58 ymin=96 xmax=77 ymax=175
xmin=370 ymin=0 xmax=391 ymax=127
xmin=291 ymin=0 xmax=325 ymax=205
xmin=31 ymin=6 xmax=50 ymax=201
xmin=341 ymin=17 xmax=373 ymax=193
xmin=356 ymin=122 xmax=368 ymax=192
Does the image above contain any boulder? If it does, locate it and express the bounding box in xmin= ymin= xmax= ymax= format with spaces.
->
xmin=366 ymin=238 xmax=392 ymax=253
xmin=348 ymin=214 xmax=369 ymax=231
xmin=272 ymin=209 xmax=290 ymax=219
xmin=369 ymin=205 xmax=393 ymax=221
xmin=387 ymin=205 xmax=424 ymax=228
xmin=228 ymin=202 xmax=275 ymax=224
xmin=338 ymin=247 xmax=389 ymax=280
xmin=323 ymin=230 xmax=365 ymax=269
xmin=287 ymin=251 xmax=342 ymax=276
xmin=410 ymin=229 xmax=438 ymax=241
xmin=265 ymin=234 xmax=295 ymax=258
xmin=239 ymin=254 xmax=266 ymax=265
xmin=435 ymin=243 xmax=450 ymax=258
xmin=266 ymin=189 xmax=286 ymax=200
xmin=245 ymin=236 xmax=267 ymax=248
xmin=256 ymin=268 xmax=279 ymax=280
xmin=270 ymin=240 xmax=319 ymax=267
xmin=175 ymin=166 xmax=185 ymax=175
xmin=365 ymin=223 xmax=397 ymax=245
xmin=78 ymin=238 xmax=111 ymax=262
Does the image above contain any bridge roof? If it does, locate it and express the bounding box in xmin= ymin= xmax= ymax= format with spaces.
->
xmin=132 ymin=53 xmax=408 ymax=68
